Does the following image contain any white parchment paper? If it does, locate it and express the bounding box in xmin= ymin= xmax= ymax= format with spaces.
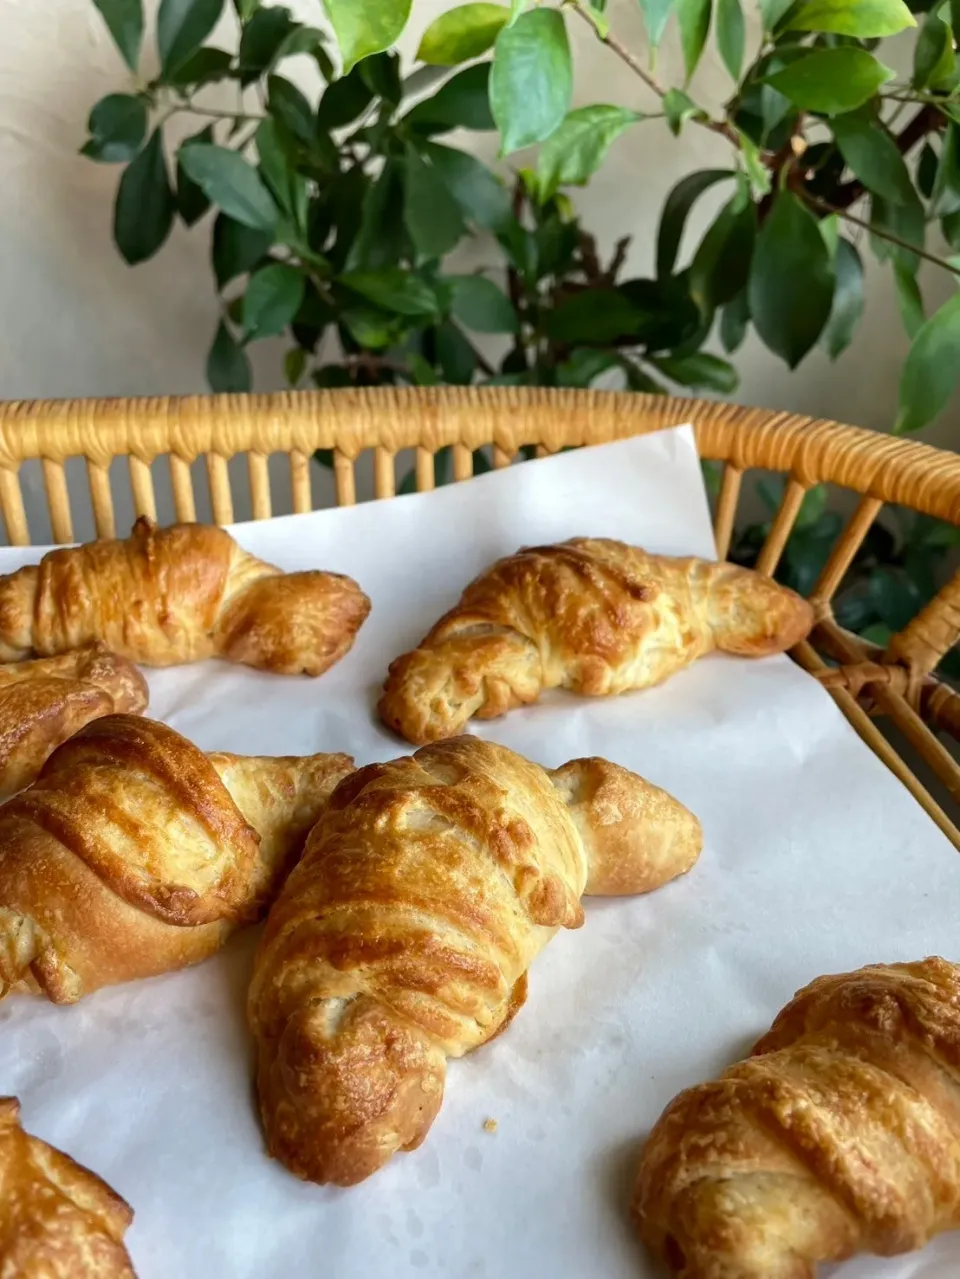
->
xmin=0 ymin=427 xmax=958 ymax=1279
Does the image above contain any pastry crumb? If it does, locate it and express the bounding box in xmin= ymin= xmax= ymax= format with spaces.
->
xmin=483 ymin=1118 xmax=498 ymax=1134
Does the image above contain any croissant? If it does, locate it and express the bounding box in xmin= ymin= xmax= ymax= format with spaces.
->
xmin=379 ymin=538 xmax=813 ymax=743
xmin=0 ymin=643 xmax=148 ymax=800
xmin=633 ymin=956 xmax=960 ymax=1278
xmin=0 ymin=1096 xmax=134 ymax=1277
xmin=0 ymin=714 xmax=353 ymax=1003
xmin=249 ymin=735 xmax=702 ymax=1187
xmin=0 ymin=516 xmax=370 ymax=675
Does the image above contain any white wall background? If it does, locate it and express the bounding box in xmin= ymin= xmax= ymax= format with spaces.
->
xmin=0 ymin=0 xmax=956 ymax=538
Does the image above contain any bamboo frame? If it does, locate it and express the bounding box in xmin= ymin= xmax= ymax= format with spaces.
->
xmin=1 ymin=386 xmax=958 ymax=843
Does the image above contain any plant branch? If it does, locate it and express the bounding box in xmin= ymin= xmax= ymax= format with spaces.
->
xmin=814 ymin=104 xmax=944 ymax=212
xmin=174 ymin=102 xmax=264 ymax=123
xmin=803 ymin=191 xmax=958 ymax=274
xmin=568 ymin=1 xmax=737 ymax=143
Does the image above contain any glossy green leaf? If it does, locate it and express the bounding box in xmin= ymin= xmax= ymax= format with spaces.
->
xmin=736 ymin=130 xmax=772 ymax=197
xmin=654 ymin=352 xmax=739 ymax=392
xmin=448 ymin=274 xmax=517 ymax=332
xmin=932 ymin=123 xmax=960 ymax=217
xmin=342 ymin=307 xmax=404 ymax=349
xmin=359 ymin=51 xmax=402 ymax=105
xmin=832 ymin=112 xmax=915 ymax=205
xmin=656 ymin=169 xmax=733 ymax=279
xmin=340 ymin=269 xmax=441 ymax=316
xmin=267 ymin=73 xmax=314 ymax=143
xmin=663 ymin=88 xmax=706 ymax=136
xmin=677 ymin=0 xmax=713 ymax=81
xmin=404 ymin=145 xmax=466 ymax=259
xmin=716 ymin=0 xmax=745 ymax=79
xmin=689 ymin=189 xmax=756 ymax=313
xmin=321 ymin=0 xmax=412 ymax=73
xmin=178 ymin=144 xmax=276 ymax=231
xmin=869 ymin=190 xmax=924 ymax=274
xmin=406 ymin=63 xmax=495 ymax=132
xmin=637 ymin=0 xmax=673 ymax=48
xmin=760 ymin=0 xmax=795 ymax=28
xmin=944 ymin=210 xmax=960 ymax=250
xmin=274 ymin=25 xmax=327 ymax=63
xmin=255 ymin=118 xmax=308 ymax=226
xmin=543 ymin=289 xmax=640 ymax=344
xmin=786 ymin=0 xmax=914 ymax=36
xmin=417 ymin=4 xmax=510 ymax=64
xmin=92 ymin=0 xmax=144 ymax=71
xmin=212 ymin=214 xmax=272 ymax=287
xmin=238 ymin=5 xmax=297 ymax=80
xmin=748 ymin=191 xmax=834 ymax=367
xmin=896 ymin=290 xmax=960 ymax=432
xmin=436 ymin=320 xmax=478 ymax=383
xmin=166 ymin=45 xmax=233 ymax=86
xmin=766 ymin=48 xmax=895 ymax=114
xmin=422 ymin=141 xmax=513 ymax=232
xmin=555 ymin=348 xmax=619 ymax=388
xmin=821 ymin=238 xmax=864 ymax=359
xmin=285 ymin=347 xmax=307 ymax=385
xmin=918 ymin=142 xmax=938 ymax=199
xmin=176 ymin=124 xmax=214 ymax=224
xmin=243 ymin=262 xmax=305 ymax=339
xmin=82 ymin=94 xmax=147 ymax=163
xmin=535 ymin=105 xmax=641 ymax=201
xmin=207 ymin=321 xmax=251 ymax=391
xmin=114 ymin=129 xmax=175 ymax=264
xmin=157 ymin=0 xmax=224 ymax=75
xmin=316 ymin=64 xmax=375 ymax=128
xmin=894 ymin=262 xmax=924 ymax=338
xmin=490 ymin=9 xmax=572 ymax=155
xmin=912 ymin=12 xmax=953 ymax=88
xmin=233 ymin=0 xmax=261 ymax=19
xmin=346 ymin=159 xmax=406 ymax=269
xmin=720 ymin=290 xmax=750 ymax=352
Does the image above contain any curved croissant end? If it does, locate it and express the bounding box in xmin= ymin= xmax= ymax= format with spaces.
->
xmin=704 ymin=561 xmax=814 ymax=658
xmin=633 ymin=957 xmax=960 ymax=1279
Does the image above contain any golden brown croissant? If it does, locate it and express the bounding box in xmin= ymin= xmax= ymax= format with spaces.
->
xmin=249 ymin=735 xmax=701 ymax=1187
xmin=0 ymin=1096 xmax=134 ymax=1277
xmin=633 ymin=956 xmax=960 ymax=1278
xmin=379 ymin=538 xmax=813 ymax=743
xmin=0 ymin=714 xmax=353 ymax=1003
xmin=0 ymin=516 xmax=371 ymax=675
xmin=0 ymin=643 xmax=148 ymax=800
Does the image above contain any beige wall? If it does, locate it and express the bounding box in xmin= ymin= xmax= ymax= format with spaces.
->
xmin=0 ymin=0 xmax=955 ymax=535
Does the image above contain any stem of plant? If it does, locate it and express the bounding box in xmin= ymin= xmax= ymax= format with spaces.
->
xmin=804 ymin=192 xmax=959 ymax=275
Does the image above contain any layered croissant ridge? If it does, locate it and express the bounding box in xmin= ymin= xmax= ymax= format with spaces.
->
xmin=379 ymin=539 xmax=813 ymax=743
xmin=0 ymin=714 xmax=353 ymax=1002
xmin=249 ymin=736 xmax=702 ymax=1187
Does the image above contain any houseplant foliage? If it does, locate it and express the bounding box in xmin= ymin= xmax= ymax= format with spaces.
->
xmin=84 ymin=0 xmax=960 ymax=661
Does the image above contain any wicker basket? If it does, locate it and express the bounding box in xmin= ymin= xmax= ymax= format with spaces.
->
xmin=0 ymin=385 xmax=958 ymax=845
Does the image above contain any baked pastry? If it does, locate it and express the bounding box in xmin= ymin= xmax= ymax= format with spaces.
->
xmin=249 ymin=735 xmax=701 ymax=1186
xmin=0 ymin=714 xmax=353 ymax=1003
xmin=0 ymin=516 xmax=370 ymax=675
xmin=633 ymin=956 xmax=960 ymax=1277
xmin=379 ymin=539 xmax=813 ymax=743
xmin=0 ymin=643 xmax=148 ymax=800
xmin=0 ymin=1096 xmax=134 ymax=1277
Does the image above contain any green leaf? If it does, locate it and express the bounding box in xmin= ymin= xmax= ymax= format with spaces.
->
xmin=417 ymin=3 xmax=510 ymax=64
xmin=342 ymin=307 xmax=404 ymax=349
xmin=448 ymin=274 xmax=517 ymax=332
xmin=404 ymin=145 xmax=466 ymax=260
xmin=896 ymin=290 xmax=960 ymax=432
xmin=238 ymin=5 xmax=297 ymax=80
xmin=436 ymin=320 xmax=478 ymax=383
xmin=760 ymin=0 xmax=795 ymax=27
xmin=212 ymin=213 xmax=273 ymax=287
xmin=321 ymin=0 xmax=412 ymax=73
xmin=406 ymin=62 xmax=495 ymax=132
xmin=316 ymin=64 xmax=375 ymax=129
xmin=243 ymin=262 xmax=305 ymax=340
xmin=677 ymin=0 xmax=713 ymax=81
xmin=913 ymin=12 xmax=954 ymax=90
xmin=255 ymin=118 xmax=308 ymax=226
xmin=178 ymin=144 xmax=276 ymax=231
xmin=92 ymin=0 xmax=143 ymax=71
xmin=267 ymin=73 xmax=314 ymax=144
xmin=786 ymin=0 xmax=914 ymax=36
xmin=535 ymin=105 xmax=641 ymax=202
xmin=207 ymin=321 xmax=251 ymax=392
xmin=166 ymin=45 xmax=233 ymax=86
xmin=544 ymin=289 xmax=640 ymax=344
xmin=490 ymin=9 xmax=572 ymax=155
xmin=285 ymin=346 xmax=307 ymax=385
xmin=821 ymin=238 xmax=864 ymax=359
xmin=720 ymin=290 xmax=750 ymax=352
xmin=869 ymin=190 xmax=925 ymax=274
xmin=274 ymin=25 xmax=328 ymax=63
xmin=766 ymin=48 xmax=895 ymax=114
xmin=637 ymin=0 xmax=673 ymax=48
xmin=689 ymin=189 xmax=756 ymax=313
xmin=157 ymin=0 xmax=224 ymax=75
xmin=422 ymin=141 xmax=513 ymax=233
xmin=233 ymin=0 xmax=261 ymax=19
xmin=748 ymin=191 xmax=834 ymax=367
xmin=82 ymin=94 xmax=147 ymax=163
xmin=868 ymin=566 xmax=922 ymax=629
xmin=346 ymin=158 xmax=406 ymax=269
xmin=360 ymin=50 xmax=402 ymax=105
xmin=654 ymin=352 xmax=739 ymax=392
xmin=663 ymin=88 xmax=707 ymax=136
xmin=894 ymin=263 xmax=925 ymax=339
xmin=932 ymin=123 xmax=960 ymax=217
xmin=555 ymin=348 xmax=619 ymax=388
xmin=944 ymin=210 xmax=960 ymax=250
xmin=918 ymin=143 xmax=938 ymax=200
xmin=114 ymin=128 xmax=175 ymax=264
xmin=716 ymin=0 xmax=745 ymax=79
xmin=176 ymin=123 xmax=215 ymax=224
xmin=736 ymin=129 xmax=772 ymax=197
xmin=832 ymin=112 xmax=915 ymax=205
xmin=656 ymin=169 xmax=733 ymax=279
xmin=340 ymin=269 xmax=441 ymax=316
